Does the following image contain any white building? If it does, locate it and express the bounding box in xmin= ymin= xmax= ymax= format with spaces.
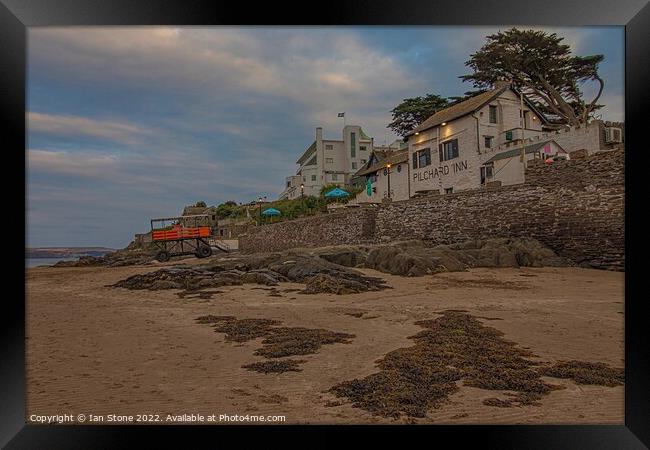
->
xmin=280 ymin=125 xmax=374 ymax=200
xmin=279 ymin=83 xmax=622 ymax=203
xmin=404 ymin=81 xmax=549 ymax=195
xmin=403 ymin=81 xmax=623 ymax=195
xmin=350 ymin=148 xmax=410 ymax=203
xmin=484 ymin=139 xmax=568 ymax=186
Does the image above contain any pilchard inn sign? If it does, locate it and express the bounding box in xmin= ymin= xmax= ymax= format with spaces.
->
xmin=413 ymin=160 xmax=469 ymax=182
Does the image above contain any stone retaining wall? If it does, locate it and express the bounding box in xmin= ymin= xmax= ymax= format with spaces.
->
xmin=239 ymin=207 xmax=378 ymax=254
xmin=240 ymin=149 xmax=624 ymax=270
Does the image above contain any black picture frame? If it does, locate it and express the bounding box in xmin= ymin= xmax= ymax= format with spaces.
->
xmin=2 ymin=0 xmax=648 ymax=447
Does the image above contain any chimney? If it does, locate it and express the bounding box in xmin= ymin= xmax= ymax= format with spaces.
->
xmin=494 ymin=80 xmax=511 ymax=89
xmin=316 ymin=127 xmax=323 ymax=142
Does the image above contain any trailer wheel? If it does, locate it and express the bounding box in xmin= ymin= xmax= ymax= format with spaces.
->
xmin=156 ymin=250 xmax=170 ymax=262
xmin=196 ymin=245 xmax=212 ymax=258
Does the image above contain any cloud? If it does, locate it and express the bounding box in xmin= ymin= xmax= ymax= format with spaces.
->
xmin=27 ymin=145 xmax=281 ymax=199
xmin=28 ymin=27 xmax=418 ymax=140
xmin=28 ymin=112 xmax=152 ymax=144
xmin=28 ymin=149 xmax=119 ymax=179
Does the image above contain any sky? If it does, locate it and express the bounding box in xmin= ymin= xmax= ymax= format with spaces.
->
xmin=26 ymin=26 xmax=624 ymax=248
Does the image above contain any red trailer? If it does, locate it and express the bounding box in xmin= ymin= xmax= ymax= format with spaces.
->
xmin=150 ymin=214 xmax=227 ymax=262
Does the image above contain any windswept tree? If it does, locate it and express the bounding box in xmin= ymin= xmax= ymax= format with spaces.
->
xmin=388 ymin=93 xmax=449 ymax=137
xmin=461 ymin=28 xmax=605 ymax=126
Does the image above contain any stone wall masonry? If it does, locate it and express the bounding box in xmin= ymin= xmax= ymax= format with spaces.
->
xmin=376 ymin=149 xmax=624 ymax=270
xmin=239 ymin=207 xmax=378 ymax=254
xmin=240 ymin=149 xmax=624 ymax=270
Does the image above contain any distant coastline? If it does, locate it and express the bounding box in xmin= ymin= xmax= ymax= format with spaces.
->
xmin=26 ymin=257 xmax=77 ymax=268
xmin=26 ymin=247 xmax=116 ymax=259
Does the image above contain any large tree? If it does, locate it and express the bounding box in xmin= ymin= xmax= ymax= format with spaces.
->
xmin=461 ymin=28 xmax=604 ymax=126
xmin=388 ymin=93 xmax=449 ymax=137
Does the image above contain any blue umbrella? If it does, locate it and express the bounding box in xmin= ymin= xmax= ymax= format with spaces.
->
xmin=324 ymin=187 xmax=350 ymax=198
xmin=261 ymin=207 xmax=281 ymax=216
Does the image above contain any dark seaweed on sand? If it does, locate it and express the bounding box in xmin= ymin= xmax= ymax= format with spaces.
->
xmin=329 ymin=311 xmax=625 ymax=418
xmin=195 ymin=315 xmax=355 ymax=372
xmin=242 ymin=359 xmax=307 ymax=374
xmin=195 ymin=316 xmax=280 ymax=342
xmin=329 ymin=311 xmax=563 ymax=418
xmin=540 ymin=360 xmax=624 ymax=387
xmin=255 ymin=327 xmax=354 ymax=358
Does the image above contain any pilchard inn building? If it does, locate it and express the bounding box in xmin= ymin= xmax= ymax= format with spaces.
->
xmin=350 ymin=80 xmax=623 ymax=203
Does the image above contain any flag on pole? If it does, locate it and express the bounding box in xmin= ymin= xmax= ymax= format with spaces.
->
xmin=337 ymin=112 xmax=345 ymax=117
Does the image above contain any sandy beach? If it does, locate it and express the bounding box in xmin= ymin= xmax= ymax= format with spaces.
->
xmin=26 ymin=262 xmax=624 ymax=425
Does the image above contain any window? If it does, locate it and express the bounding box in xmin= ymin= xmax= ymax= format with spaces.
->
xmin=484 ymin=136 xmax=493 ymax=148
xmin=311 ymin=175 xmax=316 ymax=181
xmin=445 ymin=187 xmax=454 ymax=194
xmin=418 ymin=148 xmax=431 ymax=168
xmin=303 ymin=176 xmax=306 ymax=182
xmin=439 ymin=139 xmax=459 ymax=161
xmin=412 ymin=152 xmax=418 ymax=169
xmin=350 ymin=132 xmax=356 ymax=157
xmin=325 ymin=144 xmax=333 ymax=150
xmin=325 ymin=157 xmax=334 ymax=164
xmin=287 ymin=181 xmax=291 ymax=187
xmin=480 ymin=165 xmax=494 ymax=184
xmin=360 ymin=145 xmax=367 ymax=151
xmin=332 ymin=173 xmax=338 ymax=181
xmin=352 ymin=162 xmax=357 ymax=169
xmin=489 ymin=105 xmax=498 ymax=124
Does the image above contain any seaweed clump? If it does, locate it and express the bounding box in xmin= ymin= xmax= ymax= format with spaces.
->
xmin=539 ymin=360 xmax=624 ymax=387
xmin=195 ymin=315 xmax=355 ymax=374
xmin=329 ymin=311 xmax=563 ymax=418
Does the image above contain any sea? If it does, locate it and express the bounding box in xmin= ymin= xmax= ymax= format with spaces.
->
xmin=25 ymin=257 xmax=79 ymax=268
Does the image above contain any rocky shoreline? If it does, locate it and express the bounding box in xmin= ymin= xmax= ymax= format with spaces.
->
xmin=107 ymin=237 xmax=575 ymax=295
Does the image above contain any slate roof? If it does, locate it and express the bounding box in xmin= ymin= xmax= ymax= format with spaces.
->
xmin=406 ymin=84 xmax=549 ymax=137
xmin=353 ymin=149 xmax=409 ymax=177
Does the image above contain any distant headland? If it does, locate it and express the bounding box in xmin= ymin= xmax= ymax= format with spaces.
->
xmin=26 ymin=247 xmax=116 ymax=259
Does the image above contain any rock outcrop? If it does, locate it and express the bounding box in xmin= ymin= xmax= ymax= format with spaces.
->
xmin=110 ymin=237 xmax=572 ymax=295
xmin=364 ymin=238 xmax=574 ymax=277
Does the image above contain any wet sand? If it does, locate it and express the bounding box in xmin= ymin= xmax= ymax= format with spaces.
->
xmin=26 ymin=263 xmax=624 ymax=424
